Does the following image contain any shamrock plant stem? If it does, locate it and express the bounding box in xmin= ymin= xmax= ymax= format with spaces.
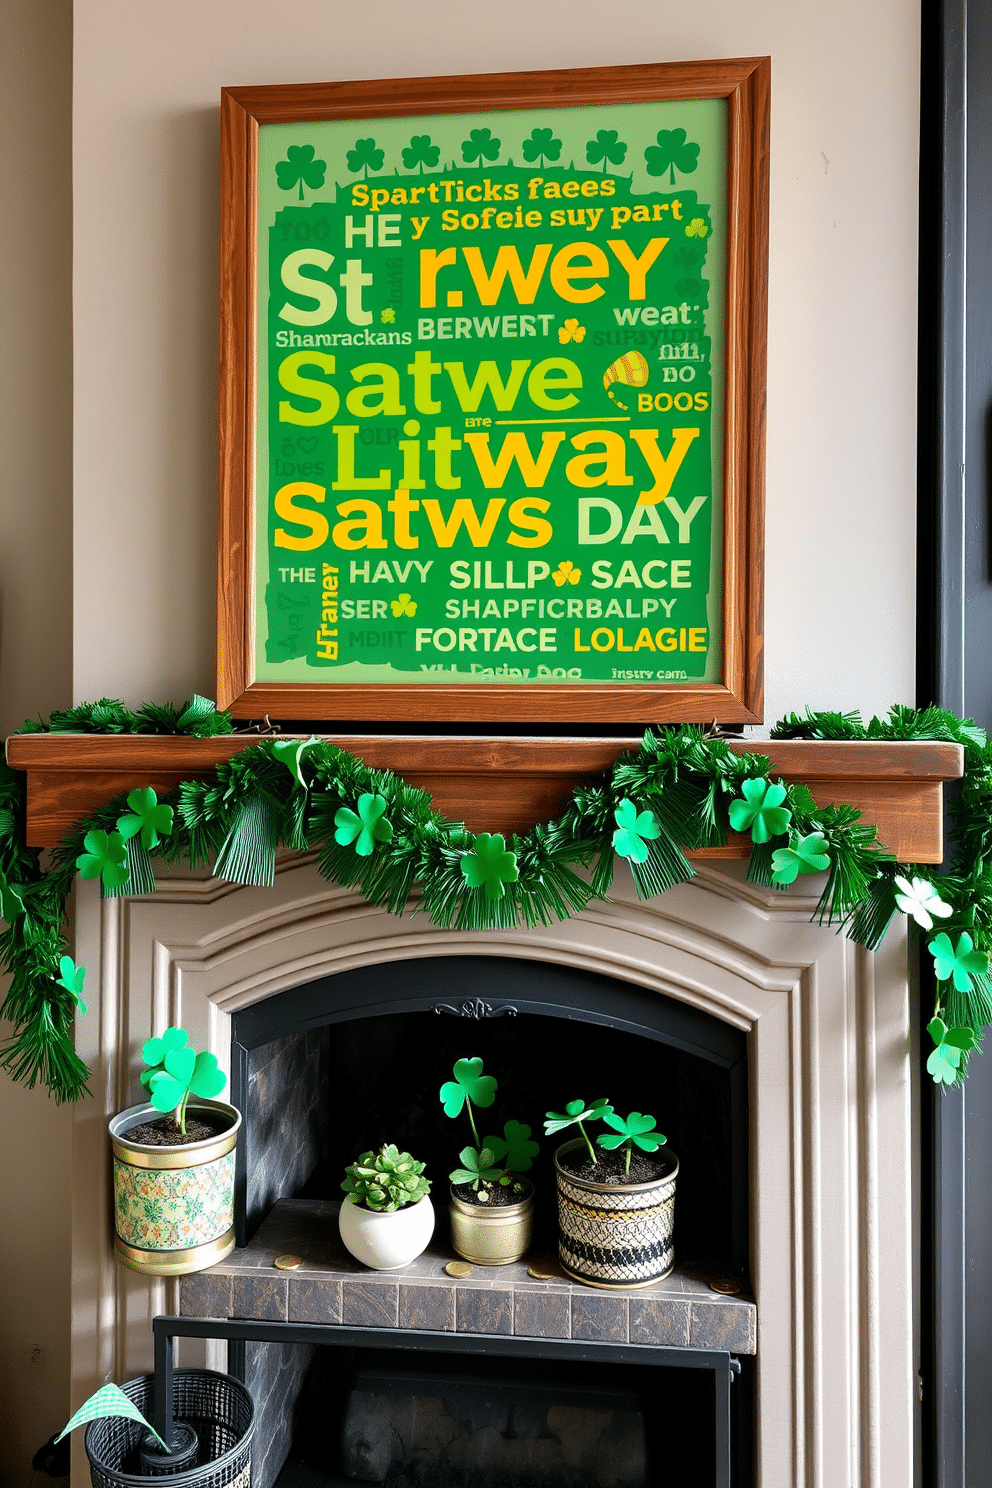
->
xmin=577 ymin=1119 xmax=597 ymax=1164
xmin=466 ymin=1100 xmax=481 ymax=1152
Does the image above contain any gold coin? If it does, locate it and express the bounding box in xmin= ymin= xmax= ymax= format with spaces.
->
xmin=445 ymin=1261 xmax=473 ymax=1277
xmin=709 ymin=1278 xmax=742 ymax=1295
xmin=274 ymin=1254 xmax=303 ymax=1271
xmin=527 ymin=1264 xmax=557 ymax=1280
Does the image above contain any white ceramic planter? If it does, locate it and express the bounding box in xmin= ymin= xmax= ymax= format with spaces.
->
xmin=338 ymin=1194 xmax=435 ymax=1270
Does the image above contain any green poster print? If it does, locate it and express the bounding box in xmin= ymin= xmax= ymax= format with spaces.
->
xmin=255 ymin=100 xmax=725 ymax=687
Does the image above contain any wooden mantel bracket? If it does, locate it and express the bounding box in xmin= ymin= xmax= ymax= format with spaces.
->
xmin=4 ymin=733 xmax=964 ymax=863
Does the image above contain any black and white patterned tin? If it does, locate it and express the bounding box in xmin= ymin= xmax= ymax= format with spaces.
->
xmin=554 ymin=1138 xmax=678 ymax=1289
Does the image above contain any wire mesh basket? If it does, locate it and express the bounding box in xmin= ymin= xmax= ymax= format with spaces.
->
xmin=84 ymin=1370 xmax=254 ymax=1488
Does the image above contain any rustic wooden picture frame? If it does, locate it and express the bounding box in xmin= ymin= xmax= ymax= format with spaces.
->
xmin=218 ymin=57 xmax=768 ymax=724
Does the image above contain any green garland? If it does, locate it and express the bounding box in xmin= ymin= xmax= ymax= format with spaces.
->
xmin=2 ymin=698 xmax=991 ymax=1102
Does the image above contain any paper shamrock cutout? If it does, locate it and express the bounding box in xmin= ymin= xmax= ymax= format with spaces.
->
xmin=76 ymin=829 xmax=129 ymax=888
xmin=770 ymin=832 xmax=831 ymax=885
xmin=727 ymin=778 xmax=792 ymax=844
xmin=585 ymin=128 xmax=627 ymax=170
xmin=460 ymin=832 xmax=519 ymax=900
xmin=544 ymin=1096 xmax=614 ymax=1134
xmin=55 ymin=1382 xmax=168 ymax=1452
xmin=685 ymin=218 xmax=709 ymax=238
xmin=552 ymin=560 xmax=582 ymax=585
xmin=645 ymin=127 xmax=700 ymax=185
xmin=557 ymin=319 xmax=586 ymax=345
xmin=450 ymin=1145 xmax=503 ymax=1191
xmin=597 ymin=1109 xmax=666 ymax=1174
xmin=926 ymin=1016 xmax=980 ymax=1085
xmin=272 ymin=737 xmax=317 ymax=789
xmin=461 ymin=127 xmax=501 ymax=167
xmin=521 ymin=127 xmax=562 ymax=166
xmin=56 ymin=955 xmax=87 ymax=1014
xmin=275 ymin=144 xmax=326 ymax=200
xmin=483 ymin=1119 xmax=540 ymax=1173
xmin=141 ymin=1025 xmax=226 ymax=1133
xmin=334 ymin=794 xmax=393 ymax=857
xmin=544 ymin=1096 xmax=614 ymax=1164
xmin=117 ymin=787 xmax=174 ymax=851
xmin=440 ymin=1056 xmax=498 ymax=1117
xmin=401 ymin=134 xmax=440 ymax=173
xmin=928 ymin=931 xmax=990 ymax=991
xmin=894 ymin=875 xmax=953 ymax=931
xmin=390 ymin=592 xmax=417 ymax=617
xmin=612 ymin=799 xmax=662 ymax=863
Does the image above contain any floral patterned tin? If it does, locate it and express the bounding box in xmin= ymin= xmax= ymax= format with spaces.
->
xmin=110 ymin=1100 xmax=240 ymax=1276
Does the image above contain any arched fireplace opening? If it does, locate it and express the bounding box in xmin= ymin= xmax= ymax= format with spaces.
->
xmin=230 ymin=954 xmax=749 ymax=1274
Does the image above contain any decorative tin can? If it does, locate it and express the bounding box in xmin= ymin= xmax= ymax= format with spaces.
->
xmin=110 ymin=1100 xmax=240 ymax=1277
xmin=553 ymin=1138 xmax=678 ymax=1289
xmin=449 ymin=1179 xmax=535 ymax=1266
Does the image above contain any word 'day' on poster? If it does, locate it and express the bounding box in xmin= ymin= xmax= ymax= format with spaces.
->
xmin=255 ymin=100 xmax=726 ymax=688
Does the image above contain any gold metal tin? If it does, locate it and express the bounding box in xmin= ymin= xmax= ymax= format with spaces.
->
xmin=114 ymin=1226 xmax=236 ymax=1276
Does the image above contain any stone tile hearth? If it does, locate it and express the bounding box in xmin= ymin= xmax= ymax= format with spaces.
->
xmin=179 ymin=1198 xmax=756 ymax=1354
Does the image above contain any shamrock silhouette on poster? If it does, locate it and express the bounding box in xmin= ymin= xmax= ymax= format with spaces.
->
xmin=347 ymin=138 xmax=385 ymax=179
xmin=558 ymin=317 xmax=586 ymax=344
xmin=390 ymin=592 xmax=417 ymax=617
xmin=275 ymin=144 xmax=327 ymax=201
xmin=462 ymin=128 xmax=501 ymax=169
xmin=552 ymin=561 xmax=582 ymax=587
xmin=402 ymin=134 xmax=440 ymax=173
xmin=685 ymin=218 xmax=709 ymax=239
xmin=645 ymin=128 xmax=700 ymax=186
xmin=585 ymin=128 xmax=627 ymax=171
xmin=521 ymin=127 xmax=562 ymax=167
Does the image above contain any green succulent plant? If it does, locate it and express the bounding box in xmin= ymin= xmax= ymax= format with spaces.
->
xmin=341 ymin=1144 xmax=431 ymax=1212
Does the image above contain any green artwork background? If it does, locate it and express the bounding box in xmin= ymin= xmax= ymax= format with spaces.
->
xmin=254 ymin=99 xmax=726 ymax=687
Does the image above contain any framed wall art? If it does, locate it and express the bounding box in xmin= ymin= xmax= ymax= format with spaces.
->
xmin=218 ymin=57 xmax=769 ymax=723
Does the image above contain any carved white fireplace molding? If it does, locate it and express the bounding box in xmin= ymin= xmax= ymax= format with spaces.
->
xmin=70 ymin=857 xmax=915 ymax=1488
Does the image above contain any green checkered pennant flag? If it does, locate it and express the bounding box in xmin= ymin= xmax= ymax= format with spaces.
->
xmin=55 ymin=1383 xmax=169 ymax=1451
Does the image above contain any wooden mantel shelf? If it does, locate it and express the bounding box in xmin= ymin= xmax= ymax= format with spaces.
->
xmin=4 ymin=732 xmax=964 ymax=863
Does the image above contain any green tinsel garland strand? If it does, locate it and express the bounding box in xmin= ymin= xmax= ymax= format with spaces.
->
xmin=1 ymin=700 xmax=990 ymax=1101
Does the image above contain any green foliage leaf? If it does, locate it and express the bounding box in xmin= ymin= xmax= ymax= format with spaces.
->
xmin=597 ymin=1109 xmax=666 ymax=1151
xmin=342 ymin=1143 xmax=430 ymax=1210
xmin=55 ymin=955 xmax=86 ymax=1014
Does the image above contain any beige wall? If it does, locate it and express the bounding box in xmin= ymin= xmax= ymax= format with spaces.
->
xmin=70 ymin=0 xmax=921 ymax=721
xmin=0 ymin=1 xmax=73 ymax=1480
xmin=0 ymin=0 xmax=921 ymax=1477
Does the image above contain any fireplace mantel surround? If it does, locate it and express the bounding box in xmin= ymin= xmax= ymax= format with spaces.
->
xmin=27 ymin=731 xmax=958 ymax=1487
